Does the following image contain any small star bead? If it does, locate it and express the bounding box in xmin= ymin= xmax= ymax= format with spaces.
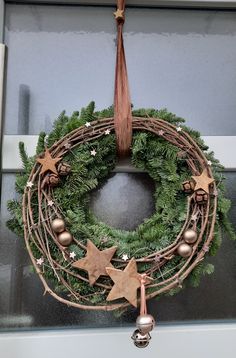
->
xmin=48 ymin=200 xmax=54 ymax=207
xmin=202 ymin=244 xmax=210 ymax=253
xmin=177 ymin=276 xmax=183 ymax=288
xmin=122 ymin=254 xmax=129 ymax=261
xmin=191 ymin=213 xmax=198 ymax=222
xmin=69 ymin=251 xmax=76 ymax=259
xmin=104 ymin=129 xmax=111 ymax=135
xmin=154 ymin=254 xmax=161 ymax=263
xmin=207 ymin=160 xmax=212 ymax=166
xmin=101 ymin=236 xmax=109 ymax=244
xmin=64 ymin=142 xmax=71 ymax=149
xmin=90 ymin=149 xmax=97 ymax=156
xmin=26 ymin=181 xmax=34 ymax=188
xmin=113 ymin=9 xmax=124 ymax=20
xmin=85 ymin=122 xmax=91 ymax=128
xmin=176 ymin=126 xmax=182 ymax=132
xmin=36 ymin=257 xmax=44 ymax=266
xmin=158 ymin=130 xmax=164 ymax=136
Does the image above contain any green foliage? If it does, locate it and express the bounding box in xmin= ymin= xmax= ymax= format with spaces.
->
xmin=6 ymin=103 xmax=235 ymax=306
xmin=188 ymin=262 xmax=215 ymax=288
xmin=19 ymin=142 xmax=29 ymax=171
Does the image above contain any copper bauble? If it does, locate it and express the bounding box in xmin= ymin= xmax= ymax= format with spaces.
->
xmin=195 ymin=189 xmax=208 ymax=204
xmin=58 ymin=231 xmax=73 ymax=246
xmin=182 ymin=180 xmax=194 ymax=193
xmin=177 ymin=243 xmax=192 ymax=258
xmin=47 ymin=173 xmax=60 ymax=187
xmin=131 ymin=329 xmax=151 ymax=349
xmin=183 ymin=229 xmax=197 ymax=244
xmin=136 ymin=314 xmax=155 ymax=335
xmin=51 ymin=218 xmax=65 ymax=233
xmin=57 ymin=162 xmax=71 ymax=176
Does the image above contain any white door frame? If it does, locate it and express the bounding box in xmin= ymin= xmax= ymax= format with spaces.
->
xmin=0 ymin=2 xmax=236 ymax=358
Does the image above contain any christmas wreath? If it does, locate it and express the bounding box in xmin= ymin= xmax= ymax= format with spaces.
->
xmin=7 ymin=102 xmax=234 ymax=306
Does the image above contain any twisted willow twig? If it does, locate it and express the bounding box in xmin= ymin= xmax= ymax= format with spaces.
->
xmin=22 ymin=116 xmax=217 ymax=311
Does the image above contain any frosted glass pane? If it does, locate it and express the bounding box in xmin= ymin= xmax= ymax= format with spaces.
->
xmin=4 ymin=5 xmax=236 ymax=135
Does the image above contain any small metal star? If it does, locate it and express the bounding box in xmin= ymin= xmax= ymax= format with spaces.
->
xmin=90 ymin=149 xmax=97 ymax=156
xmin=100 ymin=236 xmax=109 ymax=244
xmin=202 ymin=244 xmax=210 ymax=253
xmin=207 ymin=160 xmax=212 ymax=166
xmin=154 ymin=254 xmax=161 ymax=263
xmin=177 ymin=276 xmax=183 ymax=288
xmin=176 ymin=126 xmax=182 ymax=132
xmin=122 ymin=254 xmax=129 ymax=261
xmin=48 ymin=200 xmax=54 ymax=207
xmin=26 ymin=181 xmax=34 ymax=188
xmin=85 ymin=122 xmax=91 ymax=128
xmin=191 ymin=213 xmax=198 ymax=222
xmin=36 ymin=257 xmax=44 ymax=266
xmin=104 ymin=129 xmax=111 ymax=135
xmin=113 ymin=9 xmax=124 ymax=20
xmin=158 ymin=130 xmax=164 ymax=136
xmin=69 ymin=251 xmax=76 ymax=259
xmin=64 ymin=141 xmax=71 ymax=149
xmin=31 ymin=223 xmax=38 ymax=230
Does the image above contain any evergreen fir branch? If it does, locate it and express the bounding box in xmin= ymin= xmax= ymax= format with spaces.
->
xmin=19 ymin=142 xmax=29 ymax=170
xmin=36 ymin=132 xmax=47 ymax=155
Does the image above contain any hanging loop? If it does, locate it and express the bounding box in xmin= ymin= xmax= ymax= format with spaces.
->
xmin=113 ymin=0 xmax=132 ymax=157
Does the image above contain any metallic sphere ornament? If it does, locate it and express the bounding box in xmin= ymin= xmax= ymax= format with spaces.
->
xmin=177 ymin=242 xmax=192 ymax=258
xmin=51 ymin=218 xmax=65 ymax=233
xmin=131 ymin=329 xmax=151 ymax=349
xmin=136 ymin=314 xmax=155 ymax=335
xmin=58 ymin=231 xmax=73 ymax=247
xmin=183 ymin=228 xmax=198 ymax=244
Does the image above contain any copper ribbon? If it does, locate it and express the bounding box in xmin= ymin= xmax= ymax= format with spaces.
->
xmin=114 ymin=0 xmax=132 ymax=156
xmin=140 ymin=274 xmax=148 ymax=315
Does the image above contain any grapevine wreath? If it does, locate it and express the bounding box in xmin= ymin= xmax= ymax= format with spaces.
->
xmin=7 ymin=1 xmax=235 ymax=349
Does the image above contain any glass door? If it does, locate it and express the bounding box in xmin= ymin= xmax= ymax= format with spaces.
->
xmin=1 ymin=3 xmax=236 ymax=357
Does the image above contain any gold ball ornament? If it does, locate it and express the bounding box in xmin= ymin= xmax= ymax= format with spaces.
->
xmin=183 ymin=228 xmax=198 ymax=244
xmin=177 ymin=243 xmax=192 ymax=258
xmin=57 ymin=231 xmax=73 ymax=247
xmin=51 ymin=218 xmax=65 ymax=233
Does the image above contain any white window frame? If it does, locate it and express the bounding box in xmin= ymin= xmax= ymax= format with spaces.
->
xmin=0 ymin=2 xmax=236 ymax=358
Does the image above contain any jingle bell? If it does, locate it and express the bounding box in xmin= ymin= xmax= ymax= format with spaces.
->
xmin=131 ymin=329 xmax=151 ymax=348
xmin=136 ymin=314 xmax=155 ymax=335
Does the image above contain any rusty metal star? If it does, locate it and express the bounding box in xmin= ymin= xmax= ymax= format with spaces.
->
xmin=106 ymin=258 xmax=150 ymax=307
xmin=192 ymin=169 xmax=214 ymax=194
xmin=37 ymin=148 xmax=62 ymax=176
xmin=72 ymin=240 xmax=117 ymax=286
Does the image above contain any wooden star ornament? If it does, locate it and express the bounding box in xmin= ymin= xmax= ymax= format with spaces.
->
xmin=37 ymin=148 xmax=62 ymax=176
xmin=192 ymin=168 xmax=214 ymax=194
xmin=106 ymin=258 xmax=151 ymax=307
xmin=72 ymin=240 xmax=117 ymax=285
